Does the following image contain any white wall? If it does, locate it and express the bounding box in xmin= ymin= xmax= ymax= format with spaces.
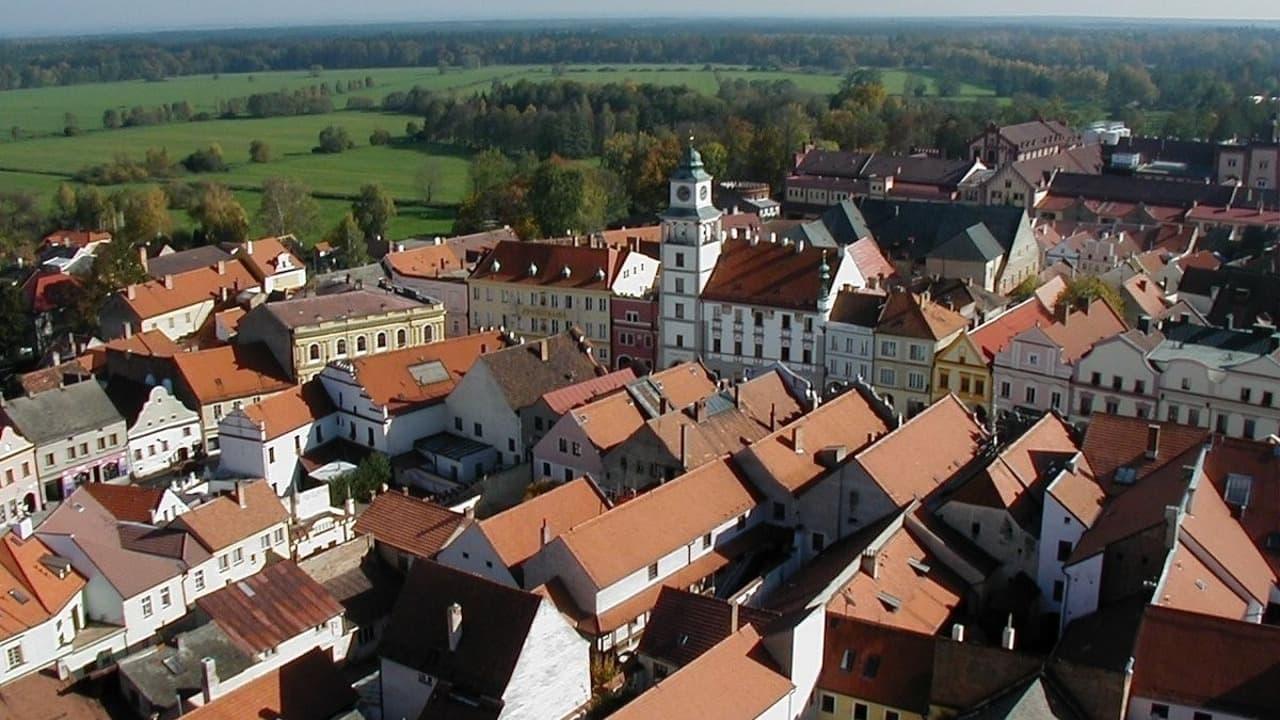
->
xmin=446 ymin=363 xmax=523 ymax=467
xmin=1038 ymin=482 xmax=1087 ymax=616
xmin=499 ymin=600 xmax=592 ymax=719
xmin=435 ymin=524 xmax=519 ymax=587
xmin=611 ymin=252 xmax=661 ymax=299
xmin=0 ymin=594 xmax=84 ymax=685
xmin=140 ymin=299 xmax=215 ymax=341
xmin=1060 ymin=553 xmax=1103 ymax=631
xmin=1125 ymin=697 xmax=1252 ymax=720
xmin=128 ymin=386 xmax=202 ymax=478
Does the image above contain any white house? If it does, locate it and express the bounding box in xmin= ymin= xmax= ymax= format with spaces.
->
xmin=0 ymin=531 xmax=88 ymax=686
xmin=0 ymin=423 xmax=40 ymax=521
xmin=235 ymin=236 xmax=306 ymax=295
xmin=217 ymin=382 xmax=337 ymax=496
xmin=1071 ymin=326 xmax=1162 ymax=422
xmin=171 ymin=481 xmax=291 ymax=588
xmin=823 ymin=290 xmax=884 ymax=391
xmin=380 ymin=560 xmax=592 ymax=720
xmin=112 ymin=383 xmax=203 ymax=479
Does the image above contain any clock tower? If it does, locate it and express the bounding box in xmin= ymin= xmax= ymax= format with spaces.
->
xmin=658 ymin=141 xmax=723 ymax=368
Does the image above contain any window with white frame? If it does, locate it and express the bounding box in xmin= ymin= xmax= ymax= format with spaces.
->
xmin=141 ymin=596 xmax=153 ymax=618
xmin=5 ymin=645 xmax=22 ymax=669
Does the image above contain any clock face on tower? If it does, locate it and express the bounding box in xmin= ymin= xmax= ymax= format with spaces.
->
xmin=699 ymin=185 xmax=709 ymax=201
xmin=676 ymin=185 xmax=691 ymax=202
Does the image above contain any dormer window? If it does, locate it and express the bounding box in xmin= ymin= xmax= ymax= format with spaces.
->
xmin=1225 ymin=473 xmax=1253 ymax=507
xmin=527 ymin=262 xmax=538 ymax=276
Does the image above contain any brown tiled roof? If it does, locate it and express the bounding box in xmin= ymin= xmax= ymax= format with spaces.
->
xmin=477 ymin=331 xmax=602 ymax=413
xmin=556 ymin=459 xmax=759 ymax=588
xmin=825 ymin=525 xmax=968 ymax=635
xmin=1010 ymin=143 xmax=1102 ymax=188
xmin=0 ymin=534 xmax=87 ymax=642
xmin=172 ymin=343 xmax=293 ymax=405
xmin=1122 ymin=274 xmax=1167 ymax=318
xmin=470 ymin=241 xmax=626 ymax=290
xmin=171 ymin=481 xmax=288 ymax=553
xmin=1066 ymin=453 xmax=1193 ymax=565
xmin=539 ymin=367 xmax=636 ymax=415
xmin=741 ymin=388 xmax=891 ymax=495
xmin=701 ymin=238 xmax=840 ymax=312
xmin=1131 ymin=606 xmax=1280 ymax=717
xmin=995 ymin=119 xmax=1076 ymax=148
xmin=856 ymin=396 xmax=987 ymax=506
xmin=1080 ymin=414 xmax=1209 ymax=491
xmin=819 ymin=615 xmax=935 ymax=715
xmin=353 ymin=491 xmax=466 ymax=559
xmin=1040 ymin=299 xmax=1127 ymax=363
xmin=384 ymin=242 xmax=467 ymax=279
xmin=120 ymin=262 xmax=257 ymax=320
xmin=196 ymin=560 xmax=344 ymax=655
xmin=1200 ymin=436 xmax=1280 ymax=575
xmin=41 ymin=229 xmax=111 ymax=248
xmin=1175 ymin=464 xmax=1277 ymax=609
xmin=181 ymin=649 xmax=357 ymax=720
xmin=239 ymin=381 xmax=334 ymax=440
xmin=478 ymin=478 xmax=610 ymax=570
xmin=829 ymin=289 xmax=886 ymax=326
xmin=970 ymin=294 xmax=1057 ymax=362
xmin=609 ymin=625 xmax=793 ymax=720
xmin=349 ymin=331 xmax=506 ymax=415
xmin=81 ymin=483 xmax=165 ymax=524
xmin=647 ymin=362 xmax=719 ymax=410
xmin=1156 ymin=539 xmax=1250 ymax=619
xmin=381 ymin=560 xmax=541 ymax=699
xmin=876 ymin=291 xmax=967 ymax=342
xmin=103 ymin=329 xmax=180 ymax=357
xmin=847 ymin=237 xmax=898 ymax=281
xmin=256 ymin=289 xmax=425 ymax=330
xmin=637 ymin=587 xmax=779 ymax=668
xmin=571 ymin=391 xmax=648 ymax=452
xmin=237 ymin=236 xmax=304 ymax=282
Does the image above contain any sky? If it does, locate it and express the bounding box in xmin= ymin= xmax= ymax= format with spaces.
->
xmin=6 ymin=0 xmax=1280 ymax=37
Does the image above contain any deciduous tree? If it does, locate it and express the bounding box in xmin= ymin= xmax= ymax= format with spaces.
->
xmin=256 ymin=177 xmax=319 ymax=239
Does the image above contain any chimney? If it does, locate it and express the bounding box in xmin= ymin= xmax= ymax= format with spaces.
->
xmin=446 ymin=602 xmax=463 ymax=652
xmin=951 ymin=623 xmax=965 ymax=642
xmin=344 ymin=496 xmax=355 ymax=516
xmin=730 ymin=601 xmax=740 ymax=633
xmin=793 ymin=425 xmax=805 ymax=454
xmin=539 ymin=339 xmax=550 ymax=362
xmin=217 ymin=260 xmax=226 ymax=275
xmin=200 ymin=657 xmax=219 ymax=704
xmin=660 ymin=396 xmax=671 ymax=414
xmin=15 ymin=517 xmax=33 ymax=540
xmin=124 ymin=323 xmax=133 ymax=339
xmin=680 ymin=424 xmax=691 ymax=469
xmin=769 ymin=403 xmax=777 ymax=430
xmin=1145 ymin=424 xmax=1160 ymax=460
xmin=138 ymin=245 xmax=148 ymax=271
xmin=247 ymin=240 xmax=255 ymax=255
xmin=733 ymin=383 xmax=741 ymax=408
xmin=540 ymin=519 xmax=551 ymax=546
xmin=163 ymin=274 xmax=174 ymax=290
xmin=694 ymin=399 xmax=707 ymax=423
xmin=235 ymin=481 xmax=247 ymax=509
xmin=1001 ymin=616 xmax=1016 ymax=651
xmin=126 ymin=284 xmax=136 ymax=300
xmin=1137 ymin=315 xmax=1152 ymax=334
xmin=860 ymin=549 xmax=878 ymax=579
xmin=1055 ymin=301 xmax=1070 ymax=325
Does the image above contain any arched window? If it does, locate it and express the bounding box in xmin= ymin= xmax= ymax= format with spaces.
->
xmin=423 ymin=325 xmax=434 ymax=343
xmin=396 ymin=329 xmax=407 ymax=347
xmin=356 ymin=336 xmax=367 ymax=353
xmin=336 ymin=339 xmax=347 ymax=356
xmin=376 ymin=332 xmax=387 ymax=349
xmin=308 ymin=344 xmax=321 ymax=361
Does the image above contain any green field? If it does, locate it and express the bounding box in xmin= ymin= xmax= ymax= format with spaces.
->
xmin=0 ymin=63 xmax=1001 ymax=245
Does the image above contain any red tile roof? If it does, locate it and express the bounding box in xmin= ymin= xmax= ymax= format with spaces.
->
xmin=120 ymin=262 xmax=257 ymax=320
xmin=347 ymin=331 xmax=506 ymax=415
xmin=353 ymin=491 xmax=466 ymax=559
xmin=539 ymin=368 xmax=636 ymax=415
xmin=171 ymin=343 xmax=293 ymax=405
xmin=701 ymin=237 xmax=839 ymax=311
xmin=237 ymin=236 xmax=304 ymax=282
xmin=818 ymin=615 xmax=935 ymax=715
xmin=21 ymin=271 xmax=81 ymax=314
xmin=609 ymin=625 xmax=793 ymax=720
xmin=181 ymin=649 xmax=356 ymax=720
xmin=856 ymin=396 xmax=988 ymax=505
xmin=170 ymin=481 xmax=288 ymax=553
xmin=81 ymin=483 xmax=165 ymax=524
xmin=41 ymin=230 xmax=110 ymax=248
xmin=0 ymin=534 xmax=87 ymax=642
xmin=383 ymin=242 xmax=467 ymax=279
xmin=970 ymin=294 xmax=1057 ymax=362
xmin=470 ymin=241 xmax=627 ymax=290
xmin=478 ymin=478 xmax=610 ymax=570
xmin=1080 ymin=414 xmax=1208 ymax=492
xmin=876 ymin=291 xmax=967 ymax=342
xmin=847 ymin=237 xmax=897 ymax=281
xmin=103 ymin=329 xmax=180 ymax=357
xmin=1130 ymin=606 xmax=1280 ymax=717
xmin=196 ymin=560 xmax=344 ymax=655
xmin=1040 ymin=299 xmax=1128 ymax=363
xmin=637 ymin=587 xmax=780 ymax=668
xmin=1200 ymin=436 xmax=1280 ymax=575
xmin=556 ymin=459 xmax=759 ymax=588
xmin=240 ymin=381 xmax=334 ymax=440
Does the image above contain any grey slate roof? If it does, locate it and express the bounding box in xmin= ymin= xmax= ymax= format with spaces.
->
xmin=1 ymin=379 xmax=125 ymax=444
xmin=855 ymin=199 xmax=1028 ymax=261
xmin=785 ymin=200 xmax=874 ymax=248
xmin=255 ymin=288 xmax=427 ymax=330
xmin=145 ymin=246 xmax=234 ymax=280
xmin=478 ymin=331 xmax=601 ymax=413
xmin=1147 ymin=322 xmax=1274 ymax=370
xmin=958 ymin=676 xmax=1084 ymax=720
xmin=933 ymin=224 xmax=1006 ymax=262
xmin=118 ymin=622 xmax=254 ymax=711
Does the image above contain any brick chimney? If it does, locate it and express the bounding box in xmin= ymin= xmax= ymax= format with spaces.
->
xmin=163 ymin=274 xmax=174 ymax=290
xmin=235 ymin=481 xmax=247 ymax=509
xmin=540 ymin=519 xmax=551 ymax=546
xmin=446 ymin=602 xmax=463 ymax=652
